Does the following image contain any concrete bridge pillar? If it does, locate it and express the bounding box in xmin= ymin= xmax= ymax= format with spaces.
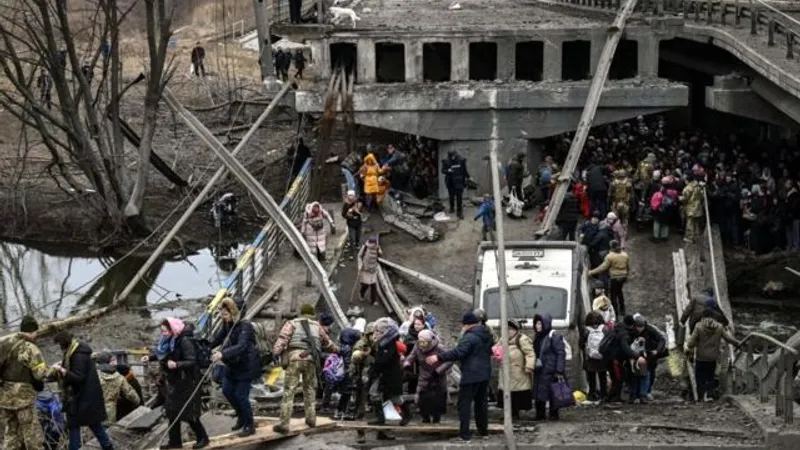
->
xmin=543 ymin=38 xmax=562 ymax=81
xmin=405 ymin=40 xmax=423 ymax=83
xmin=311 ymin=40 xmax=331 ymax=79
xmin=497 ymin=38 xmax=516 ymax=81
xmin=357 ymin=39 xmax=376 ymax=83
xmin=451 ymin=40 xmax=470 ymax=81
xmin=637 ymin=35 xmax=659 ymax=77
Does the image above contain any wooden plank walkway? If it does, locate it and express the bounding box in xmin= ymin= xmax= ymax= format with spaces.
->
xmin=172 ymin=417 xmax=336 ymax=449
xmin=336 ymin=421 xmax=505 ymax=434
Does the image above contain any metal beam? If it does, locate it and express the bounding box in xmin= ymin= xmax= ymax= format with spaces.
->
xmin=537 ymin=0 xmax=640 ymax=236
xmin=116 ymin=83 xmax=293 ymax=307
xmin=161 ymin=88 xmax=349 ymax=329
xmin=378 ymin=258 xmax=473 ymax=304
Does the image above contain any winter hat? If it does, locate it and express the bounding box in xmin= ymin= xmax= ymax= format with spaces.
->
xmin=633 ymin=313 xmax=647 ymax=327
xmin=593 ymin=295 xmax=610 ymax=311
xmin=473 ymin=308 xmax=488 ymax=323
xmin=300 ymin=303 xmax=316 ymax=316
xmin=418 ymin=329 xmax=435 ymax=343
xmin=20 ymin=315 xmax=39 ymax=333
xmin=508 ymin=319 xmax=521 ymax=330
xmin=319 ymin=313 xmax=335 ymax=327
xmin=53 ymin=331 xmax=74 ymax=349
xmin=94 ymin=352 xmax=113 ymax=365
xmin=606 ymin=212 xmax=617 ymax=221
xmin=704 ymin=297 xmax=717 ymax=309
xmin=591 ymin=210 xmax=601 ymax=219
xmin=462 ymin=311 xmax=479 ymax=325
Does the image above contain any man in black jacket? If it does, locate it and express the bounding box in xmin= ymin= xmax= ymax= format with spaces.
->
xmin=441 ymin=151 xmax=470 ymax=219
xmin=506 ymin=153 xmax=525 ymax=200
xmin=190 ymin=43 xmax=206 ymax=77
xmin=426 ymin=311 xmax=492 ymax=442
xmin=51 ymin=331 xmax=114 ymax=450
xmin=557 ymin=189 xmax=583 ymax=241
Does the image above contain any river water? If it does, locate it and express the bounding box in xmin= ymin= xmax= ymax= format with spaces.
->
xmin=0 ymin=240 xmax=237 ymax=325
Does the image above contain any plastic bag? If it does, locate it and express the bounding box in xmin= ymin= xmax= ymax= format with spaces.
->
xmin=383 ymin=400 xmax=402 ymax=421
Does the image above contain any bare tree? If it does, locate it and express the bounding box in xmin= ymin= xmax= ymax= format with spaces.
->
xmin=0 ymin=0 xmax=176 ymax=236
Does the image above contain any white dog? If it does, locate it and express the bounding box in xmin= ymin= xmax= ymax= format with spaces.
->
xmin=329 ymin=6 xmax=360 ymax=28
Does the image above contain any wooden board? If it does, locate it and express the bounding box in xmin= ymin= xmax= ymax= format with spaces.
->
xmin=174 ymin=417 xmax=336 ymax=449
xmin=336 ymin=421 xmax=505 ymax=434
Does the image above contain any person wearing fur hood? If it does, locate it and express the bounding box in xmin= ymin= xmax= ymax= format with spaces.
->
xmin=404 ymin=330 xmax=453 ymax=423
xmin=301 ymin=201 xmax=335 ymax=258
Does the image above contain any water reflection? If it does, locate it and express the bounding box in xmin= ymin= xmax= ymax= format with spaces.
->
xmin=0 ymin=241 xmax=236 ymax=324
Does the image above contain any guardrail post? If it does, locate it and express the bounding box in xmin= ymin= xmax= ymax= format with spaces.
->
xmin=776 ymin=349 xmax=785 ymax=418
xmin=787 ymin=34 xmax=794 ymax=59
xmin=785 ymin=353 xmax=795 ymax=423
xmin=695 ymin=0 xmax=701 ymax=20
xmin=751 ymin=7 xmax=758 ymax=35
xmin=760 ymin=341 xmax=770 ymax=402
xmin=768 ymin=20 xmax=775 ymax=46
xmin=706 ymin=0 xmax=712 ymax=24
xmin=720 ymin=2 xmax=726 ymax=25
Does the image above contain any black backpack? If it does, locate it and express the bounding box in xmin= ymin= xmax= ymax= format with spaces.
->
xmin=192 ymin=337 xmax=212 ymax=370
xmin=598 ymin=327 xmax=616 ymax=359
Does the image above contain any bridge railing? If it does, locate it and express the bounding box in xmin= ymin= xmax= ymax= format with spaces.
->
xmin=732 ymin=332 xmax=798 ymax=423
xmin=547 ymin=0 xmax=799 ymax=62
xmin=197 ymin=158 xmax=312 ymax=336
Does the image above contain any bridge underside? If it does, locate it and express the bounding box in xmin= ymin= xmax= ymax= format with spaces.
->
xmin=296 ymin=80 xmax=689 ymax=141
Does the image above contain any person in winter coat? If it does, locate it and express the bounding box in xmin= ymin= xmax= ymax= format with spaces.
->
xmin=603 ymin=316 xmax=635 ymax=402
xmin=531 ymin=313 xmax=567 ymax=420
xmin=686 ymin=309 xmax=740 ymax=401
xmin=574 ymin=181 xmax=590 ymax=219
xmin=679 ymin=288 xmax=730 ymax=331
xmin=400 ymin=306 xmax=430 ymax=336
xmin=333 ymin=328 xmax=362 ymax=419
xmin=588 ymin=220 xmax=614 ymax=269
xmin=351 ymin=322 xmax=376 ymax=422
xmin=142 ymin=319 xmax=209 ymax=449
xmin=609 ymin=169 xmax=633 ymax=224
xmin=630 ymin=313 xmax=666 ymax=399
xmin=115 ymin=363 xmax=144 ymax=421
xmin=441 ymin=150 xmax=470 ymax=219
xmin=359 ymin=154 xmax=384 ymax=210
xmin=474 ymin=194 xmax=496 ymax=242
xmin=368 ymin=320 xmax=409 ymax=427
xmin=52 ymin=331 xmax=117 ymax=450
xmin=557 ymin=190 xmax=583 ymax=241
xmin=681 ymin=174 xmax=706 ymax=243
xmin=605 ymin=212 xmax=627 ymax=250
xmin=190 ymin=43 xmax=205 ymax=77
xmin=580 ymin=211 xmax=601 ymax=247
xmin=426 ymin=311 xmax=492 ymax=441
xmin=592 ymin=290 xmax=616 ymax=324
xmin=497 ymin=319 xmax=535 ymax=420
xmin=650 ymin=181 xmax=679 ymax=240
xmin=588 ymin=240 xmax=629 ymax=318
xmin=209 ymin=298 xmax=262 ymax=437
xmin=402 ymin=318 xmax=427 ymax=394
xmin=581 ymin=311 xmax=608 ymax=401
xmin=342 ymin=190 xmax=363 ymax=252
xmin=301 ymin=201 xmax=336 ymax=285
xmin=586 ymin=161 xmax=609 ymax=217
xmin=357 ymin=237 xmax=382 ymax=305
xmin=294 ymin=49 xmax=306 ymax=78
xmin=404 ymin=329 xmax=453 ymax=423
xmin=95 ymin=352 xmax=140 ymax=425
xmin=506 ymin=153 xmax=526 ymax=200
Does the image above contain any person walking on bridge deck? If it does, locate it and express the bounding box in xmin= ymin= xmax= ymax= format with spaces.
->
xmin=0 ymin=315 xmax=51 ymax=450
xmin=95 ymin=352 xmax=140 ymax=426
xmin=588 ymin=240 xmax=629 ymax=318
xmin=301 ymin=201 xmax=336 ymax=286
xmin=686 ymin=309 xmax=740 ymax=402
xmin=272 ymin=304 xmax=338 ymax=433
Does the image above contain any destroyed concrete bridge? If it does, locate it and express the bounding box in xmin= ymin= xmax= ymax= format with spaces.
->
xmin=268 ymin=0 xmax=800 ymax=196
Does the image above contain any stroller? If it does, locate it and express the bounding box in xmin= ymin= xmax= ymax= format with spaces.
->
xmin=36 ymin=390 xmax=66 ymax=450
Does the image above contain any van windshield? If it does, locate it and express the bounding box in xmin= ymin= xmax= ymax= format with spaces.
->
xmin=483 ymin=285 xmax=568 ymax=320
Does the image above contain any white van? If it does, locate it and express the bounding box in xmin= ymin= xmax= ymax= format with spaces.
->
xmin=474 ymin=241 xmax=592 ymax=388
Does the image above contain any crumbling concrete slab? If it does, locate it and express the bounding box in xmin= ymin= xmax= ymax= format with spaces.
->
xmin=727 ymin=394 xmax=800 ymax=450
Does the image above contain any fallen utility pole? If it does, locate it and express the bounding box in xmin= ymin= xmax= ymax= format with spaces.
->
xmin=378 ymin=257 xmax=472 ymax=304
xmin=161 ymin=88 xmax=349 ymax=328
xmin=116 ymin=82 xmax=293 ymax=309
xmin=489 ymin=107 xmax=516 ymax=450
xmin=536 ymin=0 xmax=640 ymax=236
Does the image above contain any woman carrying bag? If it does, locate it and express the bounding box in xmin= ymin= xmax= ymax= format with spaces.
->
xmin=531 ymin=313 xmax=572 ymax=421
xmin=494 ymin=319 xmax=535 ymax=421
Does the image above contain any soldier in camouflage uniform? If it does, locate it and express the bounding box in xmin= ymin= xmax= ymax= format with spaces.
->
xmin=272 ymin=303 xmax=338 ymax=433
xmin=95 ymin=352 xmax=140 ymax=425
xmin=610 ymin=169 xmax=633 ymax=225
xmin=0 ymin=315 xmax=53 ymax=450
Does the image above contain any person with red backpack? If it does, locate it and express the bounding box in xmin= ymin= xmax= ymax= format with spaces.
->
xmin=650 ymin=178 xmax=678 ymax=241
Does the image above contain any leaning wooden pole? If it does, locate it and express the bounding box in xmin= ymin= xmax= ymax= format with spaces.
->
xmin=489 ymin=109 xmax=516 ymax=450
xmin=536 ymin=0 xmax=640 ymax=236
xmin=161 ymin=88 xmax=350 ymax=328
xmin=116 ymin=83 xmax=293 ymax=305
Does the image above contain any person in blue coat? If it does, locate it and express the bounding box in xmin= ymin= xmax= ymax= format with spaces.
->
xmin=210 ymin=297 xmax=262 ymax=437
xmin=532 ymin=313 xmax=567 ymax=421
xmin=474 ymin=194 xmax=496 ymax=242
xmin=426 ymin=311 xmax=492 ymax=442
